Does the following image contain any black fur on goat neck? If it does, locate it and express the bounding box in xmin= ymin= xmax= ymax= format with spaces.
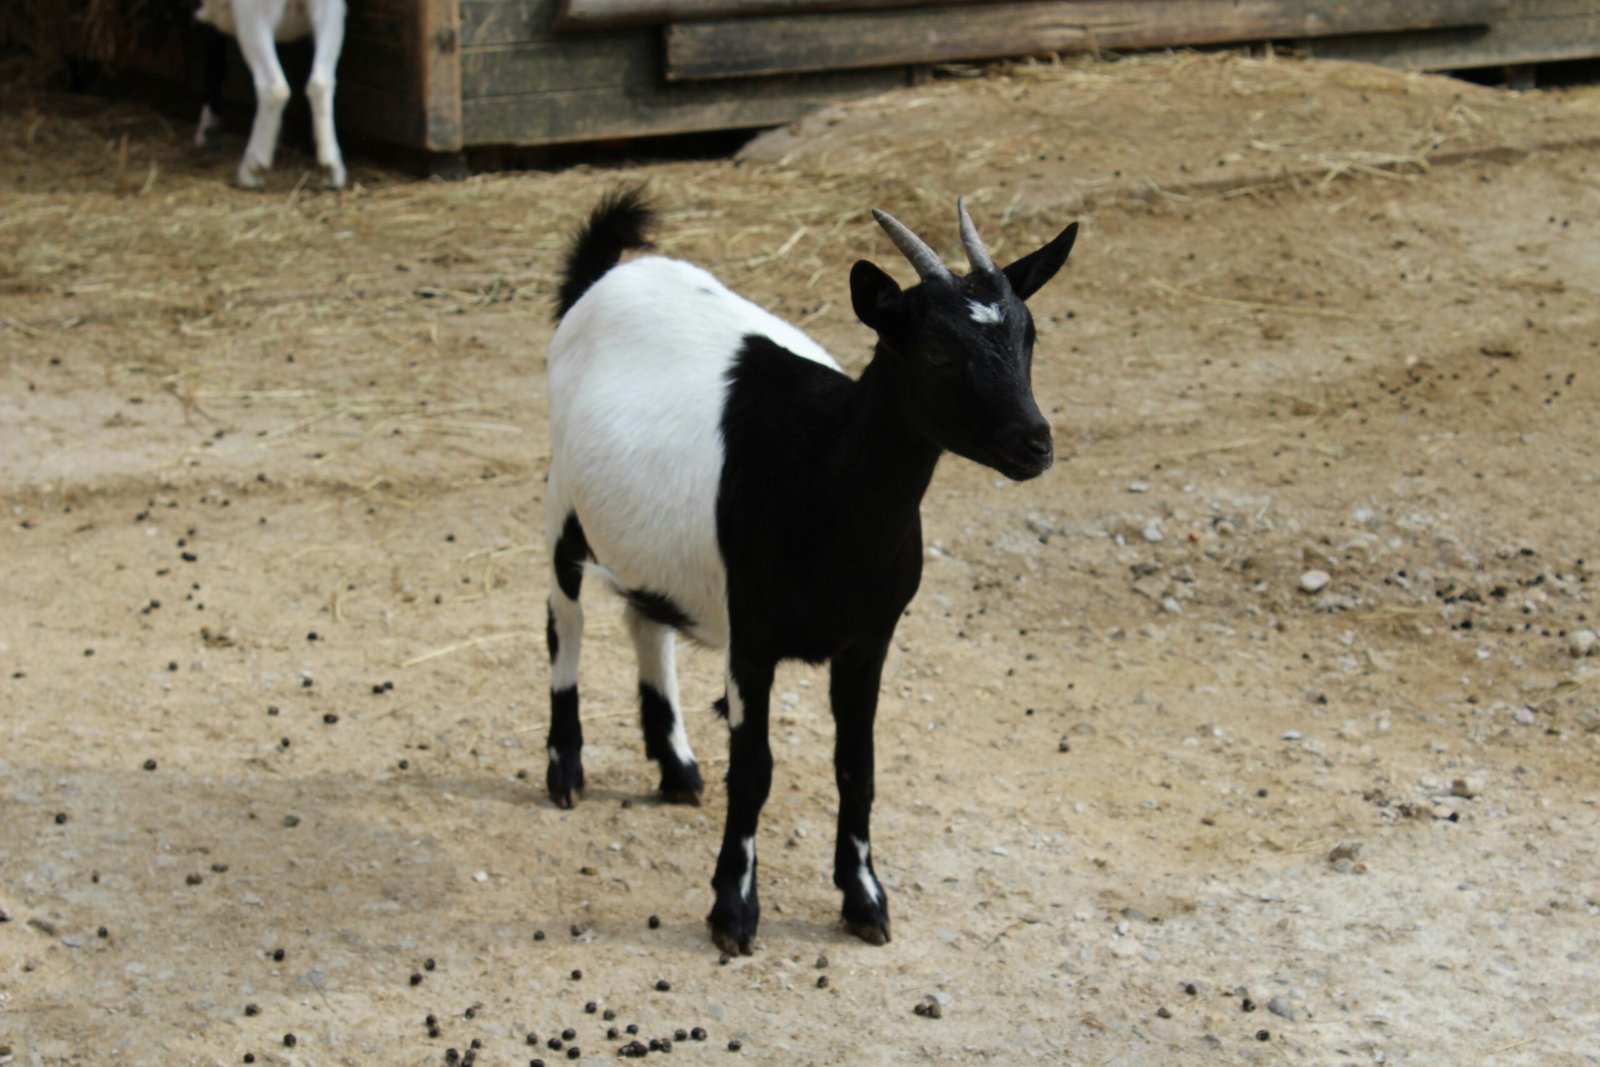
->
xmin=703 ymin=214 xmax=1076 ymax=954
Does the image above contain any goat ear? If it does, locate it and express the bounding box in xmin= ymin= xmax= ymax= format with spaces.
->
xmin=850 ymin=260 xmax=903 ymax=332
xmin=1002 ymin=222 xmax=1078 ymax=302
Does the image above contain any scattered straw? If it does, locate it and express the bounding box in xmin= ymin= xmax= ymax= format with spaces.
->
xmin=402 ymin=631 xmax=540 ymax=668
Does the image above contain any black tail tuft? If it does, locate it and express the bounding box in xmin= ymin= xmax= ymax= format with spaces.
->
xmin=554 ymin=185 xmax=655 ymax=321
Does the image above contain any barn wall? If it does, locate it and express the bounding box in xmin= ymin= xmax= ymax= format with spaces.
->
xmin=454 ymin=0 xmax=913 ymax=146
xmin=1304 ymin=0 xmax=1600 ymax=70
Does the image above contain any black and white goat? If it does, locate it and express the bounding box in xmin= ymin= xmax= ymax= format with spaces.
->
xmin=544 ymin=189 xmax=1077 ymax=954
xmin=193 ymin=0 xmax=346 ymax=189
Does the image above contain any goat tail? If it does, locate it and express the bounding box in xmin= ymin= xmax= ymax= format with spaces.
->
xmin=554 ymin=185 xmax=655 ymax=321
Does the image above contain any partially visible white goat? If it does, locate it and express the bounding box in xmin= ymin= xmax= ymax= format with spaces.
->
xmin=193 ymin=0 xmax=347 ymax=189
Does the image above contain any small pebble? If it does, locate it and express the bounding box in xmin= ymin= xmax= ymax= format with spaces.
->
xmin=1266 ymin=994 xmax=1298 ymax=1021
xmin=1298 ymin=570 xmax=1330 ymax=594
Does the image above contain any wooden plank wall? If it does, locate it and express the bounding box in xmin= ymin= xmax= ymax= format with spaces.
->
xmin=1305 ymin=0 xmax=1600 ymax=70
xmin=663 ymin=0 xmax=1510 ymax=80
xmin=456 ymin=0 xmax=912 ymax=145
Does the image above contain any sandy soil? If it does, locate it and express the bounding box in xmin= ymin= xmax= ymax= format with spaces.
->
xmin=2 ymin=53 xmax=1598 ymax=1067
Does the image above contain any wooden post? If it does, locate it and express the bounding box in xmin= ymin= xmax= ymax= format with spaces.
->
xmin=418 ymin=0 xmax=464 ymax=152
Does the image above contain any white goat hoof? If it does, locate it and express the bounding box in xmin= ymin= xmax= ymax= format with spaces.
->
xmin=322 ymin=163 xmax=347 ymax=190
xmin=236 ymin=163 xmax=267 ymax=190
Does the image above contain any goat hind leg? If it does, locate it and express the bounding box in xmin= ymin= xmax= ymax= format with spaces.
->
xmin=305 ymin=0 xmax=347 ymax=188
xmin=626 ymin=605 xmax=704 ymax=804
xmin=231 ymin=16 xmax=290 ymax=188
xmin=545 ymin=511 xmax=589 ymax=808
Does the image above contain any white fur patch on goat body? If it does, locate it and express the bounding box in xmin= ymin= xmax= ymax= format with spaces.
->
xmin=967 ymin=300 xmax=1003 ymax=325
xmin=851 ymin=835 xmax=880 ymax=904
xmin=739 ymin=836 xmax=756 ymax=901
xmin=725 ymin=673 xmax=746 ymax=731
xmin=548 ymin=256 xmax=840 ymax=651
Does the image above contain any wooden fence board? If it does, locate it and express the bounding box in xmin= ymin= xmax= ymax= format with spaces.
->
xmin=1308 ymin=0 xmax=1600 ymax=69
xmin=462 ymin=39 xmax=655 ymax=96
xmin=665 ymin=0 xmax=1509 ymax=80
xmin=461 ymin=67 xmax=908 ymax=144
xmin=556 ymin=0 xmax=985 ymax=31
xmin=461 ymin=0 xmax=562 ymax=47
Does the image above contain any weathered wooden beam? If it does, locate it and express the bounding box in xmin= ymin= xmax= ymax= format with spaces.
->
xmin=555 ymin=0 xmax=989 ymax=32
xmin=1307 ymin=0 xmax=1600 ymax=70
xmin=417 ymin=0 xmax=464 ymax=152
xmin=664 ymin=0 xmax=1510 ymax=81
xmin=460 ymin=67 xmax=909 ymax=145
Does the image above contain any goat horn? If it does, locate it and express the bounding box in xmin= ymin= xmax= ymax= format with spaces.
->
xmin=871 ymin=208 xmax=951 ymax=282
xmin=956 ymin=196 xmax=997 ymax=276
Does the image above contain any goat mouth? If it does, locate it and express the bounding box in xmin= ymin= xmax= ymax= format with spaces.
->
xmin=994 ymin=448 xmax=1053 ymax=482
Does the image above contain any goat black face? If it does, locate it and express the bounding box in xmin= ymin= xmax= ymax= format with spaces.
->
xmin=851 ymin=201 xmax=1078 ymax=481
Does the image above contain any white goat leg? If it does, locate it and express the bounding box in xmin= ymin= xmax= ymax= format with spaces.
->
xmin=305 ymin=0 xmax=346 ymax=188
xmin=231 ymin=12 xmax=291 ymax=189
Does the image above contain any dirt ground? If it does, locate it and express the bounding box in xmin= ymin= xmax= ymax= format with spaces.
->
xmin=2 ymin=52 xmax=1599 ymax=1067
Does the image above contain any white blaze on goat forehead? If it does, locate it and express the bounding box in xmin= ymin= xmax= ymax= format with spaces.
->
xmin=967 ymin=300 xmax=1004 ymax=325
xmin=739 ymin=836 xmax=756 ymax=900
xmin=852 ymin=835 xmax=880 ymax=903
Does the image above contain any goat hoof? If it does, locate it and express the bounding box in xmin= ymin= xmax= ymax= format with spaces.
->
xmin=842 ymin=893 xmax=891 ymax=946
xmin=707 ymin=894 xmax=759 ymax=956
xmin=546 ymin=756 xmax=585 ymax=809
xmin=658 ymin=760 xmax=705 ymax=805
xmin=709 ymin=924 xmax=754 ymax=957
xmin=236 ymin=165 xmax=267 ymax=190
xmin=322 ymin=164 xmax=347 ymax=190
xmin=843 ymin=915 xmax=891 ymax=946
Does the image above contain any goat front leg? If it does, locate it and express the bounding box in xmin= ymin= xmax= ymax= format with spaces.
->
xmin=830 ymin=637 xmax=891 ymax=945
xmin=231 ymin=14 xmax=291 ymax=188
xmin=708 ymin=652 xmax=774 ymax=955
xmin=305 ymin=0 xmax=347 ymax=188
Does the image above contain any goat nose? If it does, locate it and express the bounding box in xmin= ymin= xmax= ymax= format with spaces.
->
xmin=1024 ymin=424 xmax=1053 ymax=456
